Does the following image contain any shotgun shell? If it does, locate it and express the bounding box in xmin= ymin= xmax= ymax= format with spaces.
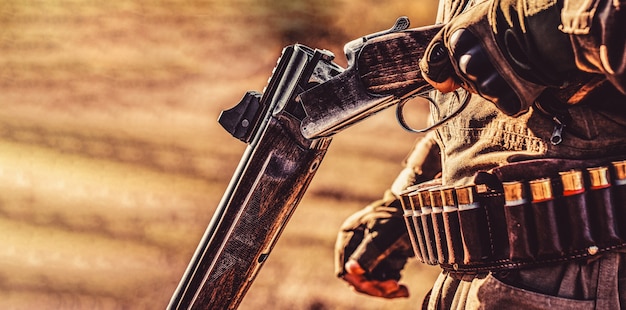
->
xmin=408 ymin=190 xmax=422 ymax=212
xmin=429 ymin=188 xmax=443 ymax=211
xmin=613 ymin=160 xmax=626 ymax=186
xmin=456 ymin=185 xmax=479 ymax=210
xmin=399 ymin=188 xmax=413 ymax=211
xmin=587 ymin=166 xmax=610 ymax=190
xmin=503 ymin=181 xmax=527 ymax=206
xmin=418 ymin=189 xmax=432 ymax=208
xmin=560 ymin=170 xmax=585 ymax=196
xmin=441 ymin=187 xmax=457 ymax=210
xmin=529 ymin=178 xmax=553 ymax=203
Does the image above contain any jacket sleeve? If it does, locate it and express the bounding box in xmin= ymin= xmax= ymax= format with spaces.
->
xmin=422 ymin=0 xmax=626 ymax=115
xmin=494 ymin=0 xmax=626 ymax=94
xmin=334 ymin=131 xmax=441 ymax=279
xmin=560 ymin=0 xmax=626 ymax=94
xmin=390 ymin=130 xmax=442 ymax=196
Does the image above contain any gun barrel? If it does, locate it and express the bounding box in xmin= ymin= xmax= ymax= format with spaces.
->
xmin=170 ymin=118 xmax=331 ymax=309
xmin=169 ymin=45 xmax=341 ymax=310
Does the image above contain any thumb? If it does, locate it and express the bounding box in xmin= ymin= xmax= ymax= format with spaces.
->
xmin=345 ymin=259 xmax=410 ymax=299
xmin=420 ymin=39 xmax=460 ymax=93
xmin=345 ymin=259 xmax=366 ymax=275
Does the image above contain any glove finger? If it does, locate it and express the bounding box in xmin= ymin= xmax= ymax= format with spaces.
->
xmin=343 ymin=260 xmax=410 ymax=299
xmin=335 ymin=200 xmax=397 ymax=278
xmin=336 ymin=198 xmax=412 ymax=280
xmin=350 ymin=211 xmax=413 ymax=280
xmin=420 ymin=29 xmax=460 ymax=93
xmin=378 ymin=280 xmax=410 ymax=298
xmin=335 ymin=227 xmax=365 ymax=277
xmin=448 ymin=28 xmax=523 ymax=115
xmin=422 ymin=40 xmax=454 ymax=84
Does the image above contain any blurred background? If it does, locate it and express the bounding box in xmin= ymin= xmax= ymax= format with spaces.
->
xmin=0 ymin=0 xmax=441 ymax=309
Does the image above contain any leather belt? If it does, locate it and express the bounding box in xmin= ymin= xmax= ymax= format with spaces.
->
xmin=399 ymin=158 xmax=626 ymax=273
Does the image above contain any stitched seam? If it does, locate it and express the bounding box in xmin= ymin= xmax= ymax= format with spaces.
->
xmin=442 ymin=120 xmax=547 ymax=154
xmin=442 ymin=242 xmax=626 ymax=273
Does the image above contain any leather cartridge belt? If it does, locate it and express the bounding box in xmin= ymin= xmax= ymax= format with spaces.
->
xmin=399 ymin=158 xmax=626 ymax=273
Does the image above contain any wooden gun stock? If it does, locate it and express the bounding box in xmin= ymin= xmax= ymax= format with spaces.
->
xmin=169 ymin=17 xmax=441 ymax=310
xmin=299 ymin=21 xmax=443 ymax=139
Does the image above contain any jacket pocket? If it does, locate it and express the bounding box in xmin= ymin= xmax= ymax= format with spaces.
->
xmin=473 ymin=273 xmax=596 ymax=309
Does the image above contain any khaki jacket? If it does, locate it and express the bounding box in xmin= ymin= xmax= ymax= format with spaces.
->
xmin=399 ymin=0 xmax=626 ymax=188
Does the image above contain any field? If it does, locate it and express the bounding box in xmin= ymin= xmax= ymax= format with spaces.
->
xmin=0 ymin=1 xmax=441 ymax=309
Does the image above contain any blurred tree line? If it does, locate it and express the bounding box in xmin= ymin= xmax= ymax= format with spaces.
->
xmin=242 ymin=0 xmax=438 ymax=48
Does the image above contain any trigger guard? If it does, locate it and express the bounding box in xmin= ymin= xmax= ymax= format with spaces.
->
xmin=395 ymin=91 xmax=471 ymax=134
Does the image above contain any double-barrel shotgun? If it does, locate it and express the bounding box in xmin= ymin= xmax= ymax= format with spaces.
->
xmin=168 ymin=17 xmax=443 ymax=310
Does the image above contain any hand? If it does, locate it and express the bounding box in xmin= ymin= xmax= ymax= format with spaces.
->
xmin=418 ymin=0 xmax=569 ymax=116
xmin=421 ymin=27 xmax=527 ymax=116
xmin=334 ymin=194 xmax=414 ymax=299
xmin=341 ymin=259 xmax=409 ymax=299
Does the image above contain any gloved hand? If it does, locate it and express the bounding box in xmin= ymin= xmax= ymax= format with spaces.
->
xmin=419 ymin=0 xmax=578 ymax=116
xmin=335 ymin=191 xmax=413 ymax=298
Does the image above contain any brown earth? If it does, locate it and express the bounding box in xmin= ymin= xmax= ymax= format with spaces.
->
xmin=0 ymin=0 xmax=440 ymax=309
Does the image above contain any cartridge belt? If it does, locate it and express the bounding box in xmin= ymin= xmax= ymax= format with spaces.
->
xmin=399 ymin=158 xmax=626 ymax=273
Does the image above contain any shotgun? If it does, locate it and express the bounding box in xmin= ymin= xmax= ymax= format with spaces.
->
xmin=168 ymin=17 xmax=443 ymax=310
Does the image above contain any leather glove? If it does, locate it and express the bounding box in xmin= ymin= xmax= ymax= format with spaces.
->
xmin=420 ymin=0 xmax=578 ymax=116
xmin=335 ymin=190 xmax=413 ymax=298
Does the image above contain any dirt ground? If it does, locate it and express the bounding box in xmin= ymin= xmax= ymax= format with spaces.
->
xmin=0 ymin=1 xmax=441 ymax=309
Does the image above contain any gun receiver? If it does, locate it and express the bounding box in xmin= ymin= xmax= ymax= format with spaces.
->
xmin=299 ymin=21 xmax=443 ymax=138
xmin=169 ymin=17 xmax=441 ymax=310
